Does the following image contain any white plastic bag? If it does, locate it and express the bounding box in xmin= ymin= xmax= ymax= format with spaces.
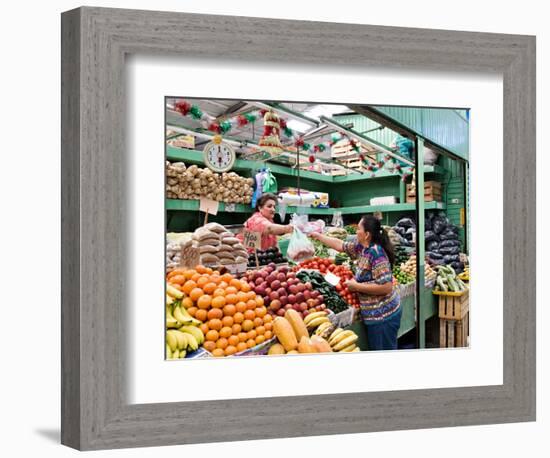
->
xmin=286 ymin=228 xmax=315 ymax=262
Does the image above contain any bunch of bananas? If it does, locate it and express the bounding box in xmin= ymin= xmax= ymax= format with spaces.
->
xmin=166 ymin=283 xmax=205 ymax=360
xmin=327 ymin=328 xmax=359 ymax=352
xmin=303 ymin=311 xmax=332 ymax=331
xmin=458 ymin=266 xmax=470 ymax=281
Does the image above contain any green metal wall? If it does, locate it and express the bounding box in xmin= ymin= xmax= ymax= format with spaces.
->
xmin=332 ymin=113 xmax=398 ymax=148
xmin=439 ymin=156 xmax=466 ymax=248
xmin=372 ymin=106 xmax=469 ymax=160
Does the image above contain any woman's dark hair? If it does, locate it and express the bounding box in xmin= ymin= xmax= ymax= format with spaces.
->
xmin=255 ymin=193 xmax=278 ymax=212
xmin=359 ymin=214 xmax=396 ymax=266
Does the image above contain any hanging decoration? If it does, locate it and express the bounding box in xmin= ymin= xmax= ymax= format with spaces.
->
xmin=258 ymin=110 xmax=284 ymax=154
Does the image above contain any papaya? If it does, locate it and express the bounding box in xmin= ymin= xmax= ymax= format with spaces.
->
xmin=284 ymin=309 xmax=309 ymax=342
xmin=273 ymin=317 xmax=298 ymax=352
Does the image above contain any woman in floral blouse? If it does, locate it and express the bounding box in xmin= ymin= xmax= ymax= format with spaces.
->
xmin=310 ymin=215 xmax=401 ymax=350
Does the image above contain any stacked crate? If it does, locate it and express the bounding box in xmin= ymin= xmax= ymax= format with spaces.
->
xmin=435 ymin=290 xmax=469 ymax=347
xmin=406 ymin=180 xmax=442 ymax=203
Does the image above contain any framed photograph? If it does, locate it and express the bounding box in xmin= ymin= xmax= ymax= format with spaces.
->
xmin=61 ymin=7 xmax=535 ymax=451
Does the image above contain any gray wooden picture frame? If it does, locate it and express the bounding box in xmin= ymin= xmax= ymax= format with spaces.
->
xmin=61 ymin=6 xmax=536 ymax=451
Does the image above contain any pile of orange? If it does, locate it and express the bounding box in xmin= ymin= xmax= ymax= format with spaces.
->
xmin=167 ymin=266 xmax=272 ymax=357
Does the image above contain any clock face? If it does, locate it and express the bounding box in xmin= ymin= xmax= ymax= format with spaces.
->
xmin=204 ymin=142 xmax=235 ymax=172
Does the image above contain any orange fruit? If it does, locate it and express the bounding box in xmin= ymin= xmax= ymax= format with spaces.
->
xmin=203 ymin=341 xmax=216 ymax=352
xmin=222 ymin=316 xmax=234 ymax=328
xmin=246 ymin=291 xmax=256 ymax=301
xmin=195 ymin=309 xmax=208 ymax=322
xmin=255 ymin=296 xmax=264 ymax=307
xmin=246 ymin=300 xmax=257 ymax=310
xmin=240 ymin=282 xmax=251 ymax=293
xmin=238 ymin=332 xmax=248 ymax=343
xmin=205 ymin=330 xmax=219 ymax=342
xmin=189 ymin=288 xmax=204 ymax=302
xmin=167 ymin=269 xmax=185 ymax=280
xmin=253 ymin=317 xmax=263 ymax=328
xmin=225 ymin=286 xmax=238 ymax=296
xmin=186 ymin=306 xmax=198 ymax=317
xmin=256 ymin=326 xmax=266 ymax=336
xmin=210 ymin=275 xmax=221 ymax=285
xmin=219 ymin=326 xmax=232 ymax=339
xmin=221 ymin=273 xmax=233 ymax=283
xmin=223 ymin=304 xmax=236 ymax=316
xmin=195 ymin=265 xmax=207 ymax=274
xmin=183 ymin=269 xmax=197 ymax=280
xmin=242 ymin=319 xmax=254 ymax=332
xmin=228 ymin=335 xmax=239 ymax=347
xmin=197 ymin=295 xmax=212 ymax=310
xmin=216 ymin=337 xmax=228 ymax=350
xmin=181 ymin=297 xmax=194 ymax=309
xmin=231 ymin=323 xmax=242 ymax=335
xmin=236 ymin=291 xmax=248 ymax=303
xmin=255 ymin=307 xmax=267 ymax=318
xmin=203 ymin=282 xmax=217 ymax=295
xmin=182 ymin=280 xmax=197 ymax=295
xmin=212 ymin=348 xmax=224 ymax=357
xmin=246 ymin=339 xmax=256 ymax=349
xmin=235 ymin=302 xmax=247 ymax=313
xmin=236 ymin=342 xmax=247 ymax=352
xmin=211 ymin=296 xmax=226 ymax=309
xmin=264 ymin=330 xmax=273 ymax=340
xmin=208 ymin=319 xmax=222 ymax=331
xmin=196 ymin=276 xmax=209 ymax=288
xmin=199 ymin=323 xmax=209 ymax=335
xmin=205 ymin=267 xmax=213 ymax=275
xmin=247 ymin=329 xmax=257 ymax=340
xmin=243 ymin=309 xmax=256 ymax=321
xmin=233 ymin=312 xmax=244 ymax=324
xmin=169 ymin=275 xmax=185 ymax=285
xmin=207 ymin=308 xmax=223 ymax=320
xmin=212 ymin=270 xmax=220 ymax=276
xmin=213 ymin=288 xmax=226 ymax=298
xmin=218 ymin=281 xmax=229 ymax=290
xmin=263 ymin=314 xmax=273 ymax=323
xmin=224 ymin=345 xmax=238 ymax=356
xmin=230 ymin=278 xmax=242 ymax=289
xmin=264 ymin=322 xmax=273 ymax=331
xmin=255 ymin=335 xmax=266 ymax=345
xmin=225 ymin=293 xmax=238 ymax=305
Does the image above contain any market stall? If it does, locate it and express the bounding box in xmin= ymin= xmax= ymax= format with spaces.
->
xmin=165 ymin=99 xmax=470 ymax=357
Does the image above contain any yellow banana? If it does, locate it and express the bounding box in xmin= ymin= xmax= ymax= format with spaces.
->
xmin=166 ymin=343 xmax=173 ymax=359
xmin=166 ymin=294 xmax=175 ymax=306
xmin=314 ymin=321 xmax=332 ymax=336
xmin=179 ymin=350 xmax=187 ymax=359
xmin=166 ymin=309 xmax=180 ymax=329
xmin=179 ymin=325 xmax=204 ymax=345
xmin=333 ymin=334 xmax=359 ymax=351
xmin=306 ymin=316 xmax=330 ymax=329
xmin=167 ymin=329 xmax=189 ymax=351
xmin=327 ymin=328 xmax=344 ymax=345
xmin=166 ymin=283 xmax=183 ymax=299
xmin=304 ymin=311 xmax=328 ymax=326
xmin=329 ymin=330 xmax=355 ymax=347
xmin=166 ymin=331 xmax=178 ymax=352
xmin=183 ymin=333 xmax=199 ymax=351
xmin=172 ymin=349 xmax=180 ymax=359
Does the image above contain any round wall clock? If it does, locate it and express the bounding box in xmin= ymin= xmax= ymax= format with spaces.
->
xmin=203 ymin=140 xmax=236 ymax=173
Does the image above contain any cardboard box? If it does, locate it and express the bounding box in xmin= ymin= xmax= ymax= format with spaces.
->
xmin=311 ymin=192 xmax=329 ymax=208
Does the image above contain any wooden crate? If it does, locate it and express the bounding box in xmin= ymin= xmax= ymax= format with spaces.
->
xmin=434 ymin=289 xmax=469 ymax=320
xmin=440 ymin=313 xmax=469 ymax=348
xmin=406 ymin=181 xmax=443 ymax=203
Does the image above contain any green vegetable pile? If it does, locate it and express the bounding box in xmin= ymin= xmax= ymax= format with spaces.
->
xmin=434 ymin=265 xmax=468 ymax=292
xmin=312 ymin=239 xmax=329 ymax=258
xmin=296 ymin=270 xmax=350 ymax=314
xmin=334 ymin=252 xmax=350 ymax=265
xmin=392 ymin=265 xmax=414 ymax=285
xmin=344 ymin=225 xmax=357 ymax=235
xmin=394 ymin=245 xmax=410 ymax=265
